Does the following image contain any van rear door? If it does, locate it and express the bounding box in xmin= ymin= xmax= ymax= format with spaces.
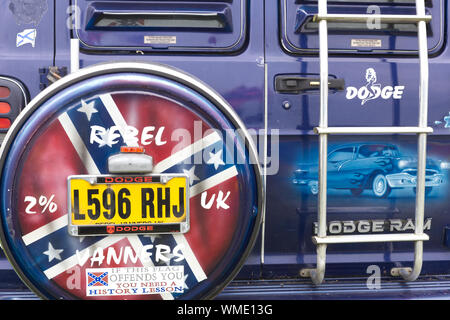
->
xmin=261 ymin=0 xmax=450 ymax=287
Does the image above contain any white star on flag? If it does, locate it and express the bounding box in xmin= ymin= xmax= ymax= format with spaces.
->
xmin=183 ymin=166 xmax=199 ymax=186
xmin=207 ymin=150 xmax=225 ymax=170
xmin=43 ymin=242 xmax=64 ymax=262
xmin=77 ymin=100 xmax=98 ymax=121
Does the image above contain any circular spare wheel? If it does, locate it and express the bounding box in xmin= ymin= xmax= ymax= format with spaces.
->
xmin=0 ymin=62 xmax=263 ymax=300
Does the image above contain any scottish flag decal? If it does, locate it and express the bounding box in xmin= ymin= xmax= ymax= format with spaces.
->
xmin=16 ymin=29 xmax=36 ymax=48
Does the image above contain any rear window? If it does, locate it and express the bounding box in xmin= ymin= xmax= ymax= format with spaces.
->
xmin=280 ymin=0 xmax=444 ymax=55
xmin=75 ymin=0 xmax=247 ymax=53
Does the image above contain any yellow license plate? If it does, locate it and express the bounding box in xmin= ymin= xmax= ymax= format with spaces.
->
xmin=67 ymin=174 xmax=189 ymax=236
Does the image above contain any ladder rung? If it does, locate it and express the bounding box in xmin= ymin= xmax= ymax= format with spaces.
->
xmin=314 ymin=126 xmax=433 ymax=135
xmin=315 ymin=14 xmax=432 ymax=24
xmin=313 ymin=233 xmax=429 ymax=245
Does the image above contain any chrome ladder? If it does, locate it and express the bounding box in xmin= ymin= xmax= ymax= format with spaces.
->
xmin=300 ymin=0 xmax=432 ymax=285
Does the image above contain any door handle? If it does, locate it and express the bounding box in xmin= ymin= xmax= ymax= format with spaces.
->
xmin=275 ymin=75 xmax=345 ymax=94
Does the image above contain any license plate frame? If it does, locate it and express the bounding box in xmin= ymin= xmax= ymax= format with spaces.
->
xmin=67 ymin=173 xmax=190 ymax=236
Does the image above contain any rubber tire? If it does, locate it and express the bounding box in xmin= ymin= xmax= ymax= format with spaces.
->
xmin=0 ymin=62 xmax=263 ymax=301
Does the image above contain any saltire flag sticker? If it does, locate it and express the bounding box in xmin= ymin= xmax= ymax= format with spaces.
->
xmin=16 ymin=29 xmax=37 ymax=48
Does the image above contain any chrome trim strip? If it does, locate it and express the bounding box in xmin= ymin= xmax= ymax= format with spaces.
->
xmin=313 ymin=233 xmax=429 ymax=245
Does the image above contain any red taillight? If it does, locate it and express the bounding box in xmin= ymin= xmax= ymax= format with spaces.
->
xmin=0 ymin=118 xmax=11 ymax=129
xmin=0 ymin=78 xmax=27 ymax=133
xmin=0 ymin=87 xmax=10 ymax=98
xmin=0 ymin=102 xmax=11 ymax=114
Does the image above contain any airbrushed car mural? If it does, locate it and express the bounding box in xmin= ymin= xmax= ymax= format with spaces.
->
xmin=293 ymin=143 xmax=445 ymax=198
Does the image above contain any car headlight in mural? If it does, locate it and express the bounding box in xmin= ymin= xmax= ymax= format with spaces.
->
xmin=292 ymin=142 xmax=445 ymax=198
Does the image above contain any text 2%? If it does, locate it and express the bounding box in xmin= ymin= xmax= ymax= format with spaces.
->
xmin=24 ymin=195 xmax=58 ymax=214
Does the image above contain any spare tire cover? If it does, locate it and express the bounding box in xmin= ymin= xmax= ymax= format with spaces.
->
xmin=0 ymin=62 xmax=263 ymax=300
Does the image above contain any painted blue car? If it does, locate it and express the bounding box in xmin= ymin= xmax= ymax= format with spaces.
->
xmin=293 ymin=143 xmax=445 ymax=198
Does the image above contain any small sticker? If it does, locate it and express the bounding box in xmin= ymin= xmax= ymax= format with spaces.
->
xmin=144 ymin=35 xmax=176 ymax=45
xmin=16 ymin=29 xmax=36 ymax=48
xmin=86 ymin=266 xmax=185 ymax=297
xmin=351 ymin=39 xmax=382 ymax=48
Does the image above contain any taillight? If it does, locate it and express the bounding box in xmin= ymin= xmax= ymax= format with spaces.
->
xmin=0 ymin=118 xmax=11 ymax=129
xmin=0 ymin=102 xmax=12 ymax=129
xmin=0 ymin=102 xmax=11 ymax=113
xmin=0 ymin=78 xmax=28 ymax=133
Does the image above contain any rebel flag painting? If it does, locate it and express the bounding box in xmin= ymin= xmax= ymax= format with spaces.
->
xmin=87 ymin=271 xmax=109 ymax=287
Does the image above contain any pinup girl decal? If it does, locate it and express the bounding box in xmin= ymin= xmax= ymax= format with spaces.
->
xmin=361 ymin=68 xmax=381 ymax=106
